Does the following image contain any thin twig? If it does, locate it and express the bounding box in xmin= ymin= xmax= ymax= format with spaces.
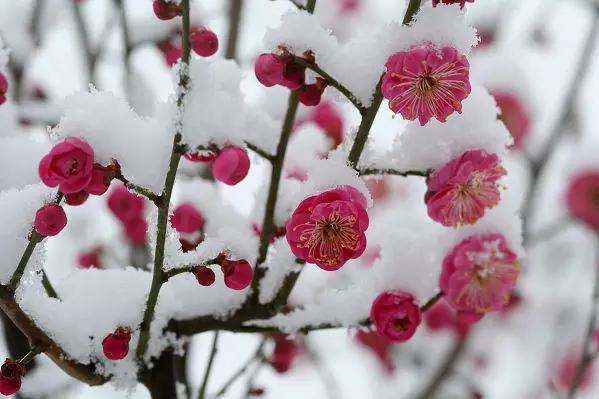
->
xmin=215 ymin=338 xmax=266 ymax=397
xmin=18 ymin=347 xmax=41 ymax=365
xmin=198 ymin=332 xmax=220 ymax=399
xmin=421 ymin=292 xmax=443 ymax=313
xmin=292 ymin=57 xmax=366 ymax=113
xmin=522 ymin=7 xmax=599 ymax=243
xmin=112 ymin=0 xmax=132 ymax=94
xmin=71 ymin=0 xmax=96 ymax=84
xmin=115 ymin=171 xmax=162 ymax=206
xmin=41 ymin=270 xmax=59 ymax=299
xmin=245 ymin=141 xmax=274 ymax=162
xmin=566 ymin=236 xmax=599 ymax=399
xmin=225 ymin=0 xmax=243 ymax=60
xmin=135 ymin=0 xmax=191 ymax=361
xmin=413 ymin=338 xmax=468 ymax=399
xmin=359 ymin=167 xmax=430 ymax=178
xmin=304 ymin=338 xmax=341 ymax=399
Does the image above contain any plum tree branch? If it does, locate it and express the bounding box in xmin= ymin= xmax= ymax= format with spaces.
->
xmin=359 ymin=167 xmax=431 ymax=178
xmin=198 ymin=332 xmax=220 ymax=399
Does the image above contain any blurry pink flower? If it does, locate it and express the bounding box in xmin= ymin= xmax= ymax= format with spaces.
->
xmin=364 ymin=177 xmax=390 ymax=203
xmin=355 ymin=330 xmax=395 ymax=373
xmin=39 ymin=137 xmax=95 ymax=194
xmin=491 ymin=90 xmax=530 ymax=149
xmin=381 ymin=46 xmax=471 ymax=125
xmin=440 ymin=233 xmax=520 ymax=314
xmin=339 ymin=0 xmax=361 ymax=13
xmin=311 ymin=101 xmax=344 ymax=148
xmin=425 ymin=150 xmax=506 ymax=227
xmin=370 ymin=291 xmax=421 ymax=342
xmin=170 ymin=203 xmax=205 ymax=234
xmin=34 ymin=204 xmax=67 ymax=237
xmin=566 ymin=170 xmax=599 ymax=231
xmin=183 ymin=149 xmax=217 ymax=163
xmin=221 ymin=259 xmax=253 ymax=290
xmin=269 ymin=334 xmax=300 ymax=374
xmin=158 ymin=41 xmax=182 ymax=66
xmin=124 ymin=217 xmax=148 ymax=244
xmin=77 ymin=247 xmax=102 ymax=269
xmin=190 ymin=27 xmax=218 ymax=57
xmin=255 ymin=54 xmax=286 ymax=87
xmin=553 ymin=352 xmax=594 ymax=391
xmin=0 ymin=359 xmax=25 ymax=396
xmin=152 ymin=0 xmax=181 ymax=20
xmin=85 ymin=164 xmax=114 ymax=196
xmin=211 ymin=146 xmax=250 ymax=185
xmin=432 ymin=0 xmax=474 ymax=8
xmin=0 ymin=72 xmax=7 ymax=105
xmin=360 ymin=244 xmax=381 ymax=268
xmin=286 ymin=185 xmax=369 ymax=271
xmin=102 ymin=327 xmax=131 ymax=361
xmin=107 ymin=186 xmax=145 ymax=223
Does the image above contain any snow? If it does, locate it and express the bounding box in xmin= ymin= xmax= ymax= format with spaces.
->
xmin=0 ymin=183 xmax=55 ymax=284
xmin=0 ymin=134 xmax=51 ymax=191
xmin=258 ymin=238 xmax=301 ymax=304
xmin=53 ymin=90 xmax=173 ymax=193
xmin=264 ymin=5 xmax=477 ymax=106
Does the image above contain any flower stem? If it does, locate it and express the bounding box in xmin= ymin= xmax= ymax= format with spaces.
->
xmin=7 ymin=191 xmax=63 ymax=293
xmin=198 ymin=332 xmax=220 ymax=399
xmin=135 ymin=0 xmax=191 ymax=361
xmin=18 ymin=347 xmax=41 ymax=365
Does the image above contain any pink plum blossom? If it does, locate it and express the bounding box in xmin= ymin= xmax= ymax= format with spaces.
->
xmin=211 ymin=146 xmax=250 ymax=185
xmin=425 ymin=150 xmax=506 ymax=227
xmin=34 ymin=204 xmax=67 ymax=237
xmin=170 ymin=203 xmax=205 ymax=234
xmin=440 ymin=233 xmax=520 ymax=314
xmin=38 ymin=137 xmax=95 ymax=194
xmin=0 ymin=72 xmax=7 ymax=105
xmin=370 ymin=291 xmax=421 ymax=342
xmin=286 ymin=185 xmax=369 ymax=271
xmin=190 ymin=28 xmax=218 ymax=57
xmin=491 ymin=90 xmax=530 ymax=149
xmin=381 ymin=46 xmax=471 ymax=125
xmin=255 ymin=54 xmax=286 ymax=87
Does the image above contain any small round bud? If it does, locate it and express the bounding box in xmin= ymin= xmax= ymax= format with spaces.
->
xmin=34 ymin=204 xmax=67 ymax=237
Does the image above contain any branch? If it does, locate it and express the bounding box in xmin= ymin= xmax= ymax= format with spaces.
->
xmin=225 ymin=0 xmax=243 ymax=60
xmin=566 ymin=236 xmax=599 ymax=399
xmin=115 ymin=171 xmax=162 ymax=206
xmin=421 ymin=292 xmax=443 ymax=312
xmin=358 ymin=167 xmax=430 ymax=178
xmin=522 ymin=8 xmax=599 ymax=243
xmin=198 ymin=332 xmax=219 ymax=399
xmin=112 ymin=0 xmax=133 ymax=93
xmin=215 ymin=338 xmax=266 ymax=397
xmin=135 ymin=0 xmax=191 ymax=361
xmin=347 ymin=80 xmax=383 ymax=168
xmin=41 ymin=269 xmax=59 ymax=299
xmin=7 ymin=191 xmax=63 ymax=293
xmin=413 ymin=338 xmax=467 ymax=399
xmin=403 ymin=0 xmax=422 ymax=25
xmin=0 ymin=285 xmax=105 ymax=385
xmin=292 ymin=57 xmax=366 ymax=113
xmin=245 ymin=141 xmax=274 ymax=162
xmin=71 ymin=0 xmax=96 ymax=84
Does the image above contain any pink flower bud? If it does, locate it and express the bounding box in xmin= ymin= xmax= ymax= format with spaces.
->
xmin=64 ymin=190 xmax=90 ymax=206
xmin=34 ymin=204 xmax=67 ymax=237
xmin=565 ymin=170 xmax=599 ymax=231
xmin=102 ymin=327 xmax=131 ymax=360
xmin=38 ymin=137 xmax=95 ymax=194
xmin=0 ymin=359 xmax=25 ymax=396
xmin=298 ymin=78 xmax=327 ymax=107
xmin=0 ymin=72 xmax=8 ymax=106
xmin=281 ymin=62 xmax=305 ymax=90
xmin=370 ymin=291 xmax=421 ymax=342
xmin=211 ymin=146 xmax=250 ymax=185
xmin=190 ymin=28 xmax=219 ymax=57
xmin=124 ymin=217 xmax=148 ymax=244
xmin=107 ymin=186 xmax=145 ymax=223
xmin=255 ymin=54 xmax=285 ymax=87
xmin=158 ymin=41 xmax=182 ymax=66
xmin=152 ymin=0 xmax=181 ymax=20
xmin=85 ymin=164 xmax=113 ymax=196
xmin=269 ymin=334 xmax=299 ymax=374
xmin=170 ymin=203 xmax=205 ymax=234
xmin=222 ymin=260 xmax=253 ymax=290
xmin=311 ymin=101 xmax=344 ymax=148
xmin=183 ymin=150 xmax=217 ymax=163
xmin=192 ymin=266 xmax=215 ymax=286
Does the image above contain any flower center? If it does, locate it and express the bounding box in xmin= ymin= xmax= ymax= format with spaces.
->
xmin=416 ymin=75 xmax=438 ymax=95
xmin=68 ymin=158 xmax=80 ymax=175
xmin=296 ymin=207 xmax=359 ymax=266
xmin=394 ymin=317 xmax=411 ymax=331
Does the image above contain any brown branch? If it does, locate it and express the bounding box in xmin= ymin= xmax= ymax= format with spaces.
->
xmin=359 ymin=167 xmax=430 ymax=178
xmin=0 ymin=285 xmax=105 ymax=385
xmin=115 ymin=171 xmax=162 ymax=206
xmin=225 ymin=0 xmax=243 ymax=60
xmin=198 ymin=332 xmax=220 ymax=399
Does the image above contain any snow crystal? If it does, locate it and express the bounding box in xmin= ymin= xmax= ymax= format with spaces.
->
xmin=264 ymin=5 xmax=477 ymax=106
xmin=53 ymin=90 xmax=173 ymax=193
xmin=0 ymin=184 xmax=55 ymax=284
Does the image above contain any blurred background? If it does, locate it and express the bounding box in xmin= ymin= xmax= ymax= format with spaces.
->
xmin=1 ymin=0 xmax=599 ymax=398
